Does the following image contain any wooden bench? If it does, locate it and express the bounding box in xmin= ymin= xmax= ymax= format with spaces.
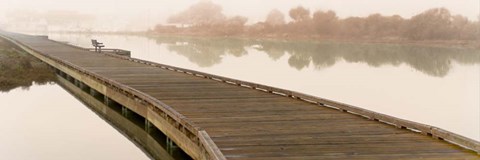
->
xmin=91 ymin=39 xmax=105 ymax=52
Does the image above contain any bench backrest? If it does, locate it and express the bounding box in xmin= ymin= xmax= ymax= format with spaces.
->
xmin=91 ymin=39 xmax=104 ymax=48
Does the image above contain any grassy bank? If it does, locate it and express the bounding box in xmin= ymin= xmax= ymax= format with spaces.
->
xmin=0 ymin=37 xmax=55 ymax=92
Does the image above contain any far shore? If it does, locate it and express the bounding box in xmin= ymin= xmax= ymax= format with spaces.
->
xmin=16 ymin=30 xmax=480 ymax=49
xmin=145 ymin=32 xmax=480 ymax=49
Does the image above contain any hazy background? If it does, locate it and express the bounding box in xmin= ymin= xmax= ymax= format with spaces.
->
xmin=0 ymin=0 xmax=478 ymax=32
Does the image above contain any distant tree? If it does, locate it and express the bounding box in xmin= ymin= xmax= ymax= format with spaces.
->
xmin=450 ymin=15 xmax=476 ymax=40
xmin=158 ymin=6 xmax=476 ymax=41
xmin=363 ymin=14 xmax=405 ymax=38
xmin=246 ymin=22 xmax=267 ymax=35
xmin=364 ymin=14 xmax=384 ymax=37
xmin=312 ymin=10 xmax=339 ymax=36
xmin=287 ymin=6 xmax=313 ymax=35
xmin=153 ymin=24 xmax=181 ymax=33
xmin=289 ymin=6 xmax=310 ymax=22
xmin=265 ymin=9 xmax=286 ymax=26
xmin=384 ymin=15 xmax=406 ymax=38
xmin=220 ymin=16 xmax=248 ymax=35
xmin=340 ymin=17 xmax=366 ymax=37
xmin=228 ymin=16 xmax=248 ymax=26
xmin=477 ymin=15 xmax=480 ymax=40
xmin=167 ymin=1 xmax=226 ymax=27
xmin=405 ymin=8 xmax=453 ymax=40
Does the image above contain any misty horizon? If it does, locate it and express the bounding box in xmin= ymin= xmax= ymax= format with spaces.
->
xmin=0 ymin=0 xmax=478 ymax=32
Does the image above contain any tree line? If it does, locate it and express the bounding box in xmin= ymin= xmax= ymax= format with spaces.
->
xmin=151 ymin=1 xmax=479 ymax=41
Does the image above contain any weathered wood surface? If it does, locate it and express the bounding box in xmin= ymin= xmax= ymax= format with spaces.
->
xmin=2 ymin=32 xmax=478 ymax=159
xmin=57 ymin=75 xmax=178 ymax=160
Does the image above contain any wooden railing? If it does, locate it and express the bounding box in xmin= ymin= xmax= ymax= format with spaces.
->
xmin=100 ymin=48 xmax=480 ymax=154
xmin=86 ymin=48 xmax=131 ymax=57
xmin=0 ymin=34 xmax=225 ymax=160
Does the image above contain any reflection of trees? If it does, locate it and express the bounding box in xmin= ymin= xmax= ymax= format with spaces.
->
xmin=257 ymin=40 xmax=480 ymax=77
xmin=156 ymin=36 xmax=247 ymax=67
xmin=152 ymin=36 xmax=480 ymax=77
xmin=253 ymin=41 xmax=285 ymax=60
xmin=284 ymin=42 xmax=338 ymax=70
xmin=339 ymin=43 xmax=476 ymax=77
xmin=0 ymin=38 xmax=55 ymax=92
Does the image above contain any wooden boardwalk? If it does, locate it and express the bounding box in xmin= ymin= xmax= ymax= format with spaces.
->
xmin=1 ymin=31 xmax=479 ymax=159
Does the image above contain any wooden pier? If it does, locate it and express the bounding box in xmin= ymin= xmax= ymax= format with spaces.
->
xmin=1 ymin=31 xmax=478 ymax=159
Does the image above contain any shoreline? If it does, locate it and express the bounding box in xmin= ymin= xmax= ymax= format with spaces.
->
xmin=146 ymin=32 xmax=480 ymax=49
xmin=0 ymin=37 xmax=56 ymax=92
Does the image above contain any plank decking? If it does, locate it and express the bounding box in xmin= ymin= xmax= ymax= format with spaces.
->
xmin=2 ymin=32 xmax=478 ymax=159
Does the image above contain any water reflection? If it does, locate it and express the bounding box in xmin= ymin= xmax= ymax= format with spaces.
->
xmin=56 ymin=73 xmax=192 ymax=160
xmin=0 ymin=38 xmax=55 ymax=92
xmin=160 ymin=37 xmax=248 ymax=67
xmin=153 ymin=36 xmax=480 ymax=77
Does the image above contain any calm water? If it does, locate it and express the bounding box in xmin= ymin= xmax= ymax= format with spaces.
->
xmin=0 ymin=83 xmax=150 ymax=160
xmin=41 ymin=33 xmax=480 ymax=141
xmin=4 ymin=32 xmax=479 ymax=151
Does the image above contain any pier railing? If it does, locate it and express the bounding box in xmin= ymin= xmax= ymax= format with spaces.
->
xmin=101 ymin=49 xmax=480 ymax=154
xmin=86 ymin=48 xmax=131 ymax=57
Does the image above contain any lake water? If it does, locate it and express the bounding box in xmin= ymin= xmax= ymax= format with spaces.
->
xmin=1 ymin=32 xmax=479 ymax=159
xmin=0 ymin=83 xmax=151 ymax=160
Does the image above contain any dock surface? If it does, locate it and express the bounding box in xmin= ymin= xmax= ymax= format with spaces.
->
xmin=2 ymin=31 xmax=478 ymax=159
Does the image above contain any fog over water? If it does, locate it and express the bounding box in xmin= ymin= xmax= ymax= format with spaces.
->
xmin=0 ymin=0 xmax=478 ymax=31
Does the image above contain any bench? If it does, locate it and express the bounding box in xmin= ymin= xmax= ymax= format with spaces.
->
xmin=91 ymin=39 xmax=105 ymax=52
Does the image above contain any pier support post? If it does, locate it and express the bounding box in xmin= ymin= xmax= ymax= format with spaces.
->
xmin=78 ymin=82 xmax=85 ymax=90
xmin=104 ymin=96 xmax=110 ymax=106
xmin=74 ymin=79 xmax=80 ymax=87
xmin=65 ymin=74 xmax=71 ymax=82
xmin=122 ymin=106 xmax=129 ymax=117
xmin=166 ymin=137 xmax=178 ymax=155
xmin=89 ymin=88 xmax=96 ymax=97
xmin=145 ymin=120 xmax=152 ymax=133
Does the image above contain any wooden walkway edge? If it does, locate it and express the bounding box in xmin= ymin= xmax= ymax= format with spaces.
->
xmin=1 ymin=31 xmax=478 ymax=159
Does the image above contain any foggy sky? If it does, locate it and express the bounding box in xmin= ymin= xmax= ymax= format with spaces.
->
xmin=0 ymin=0 xmax=478 ymax=31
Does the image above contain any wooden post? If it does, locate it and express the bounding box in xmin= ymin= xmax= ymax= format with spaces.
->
xmin=166 ymin=137 xmax=178 ymax=155
xmin=89 ymin=88 xmax=96 ymax=97
xmin=122 ymin=106 xmax=129 ymax=117
xmin=145 ymin=119 xmax=151 ymax=133
xmin=104 ymin=96 xmax=110 ymax=106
